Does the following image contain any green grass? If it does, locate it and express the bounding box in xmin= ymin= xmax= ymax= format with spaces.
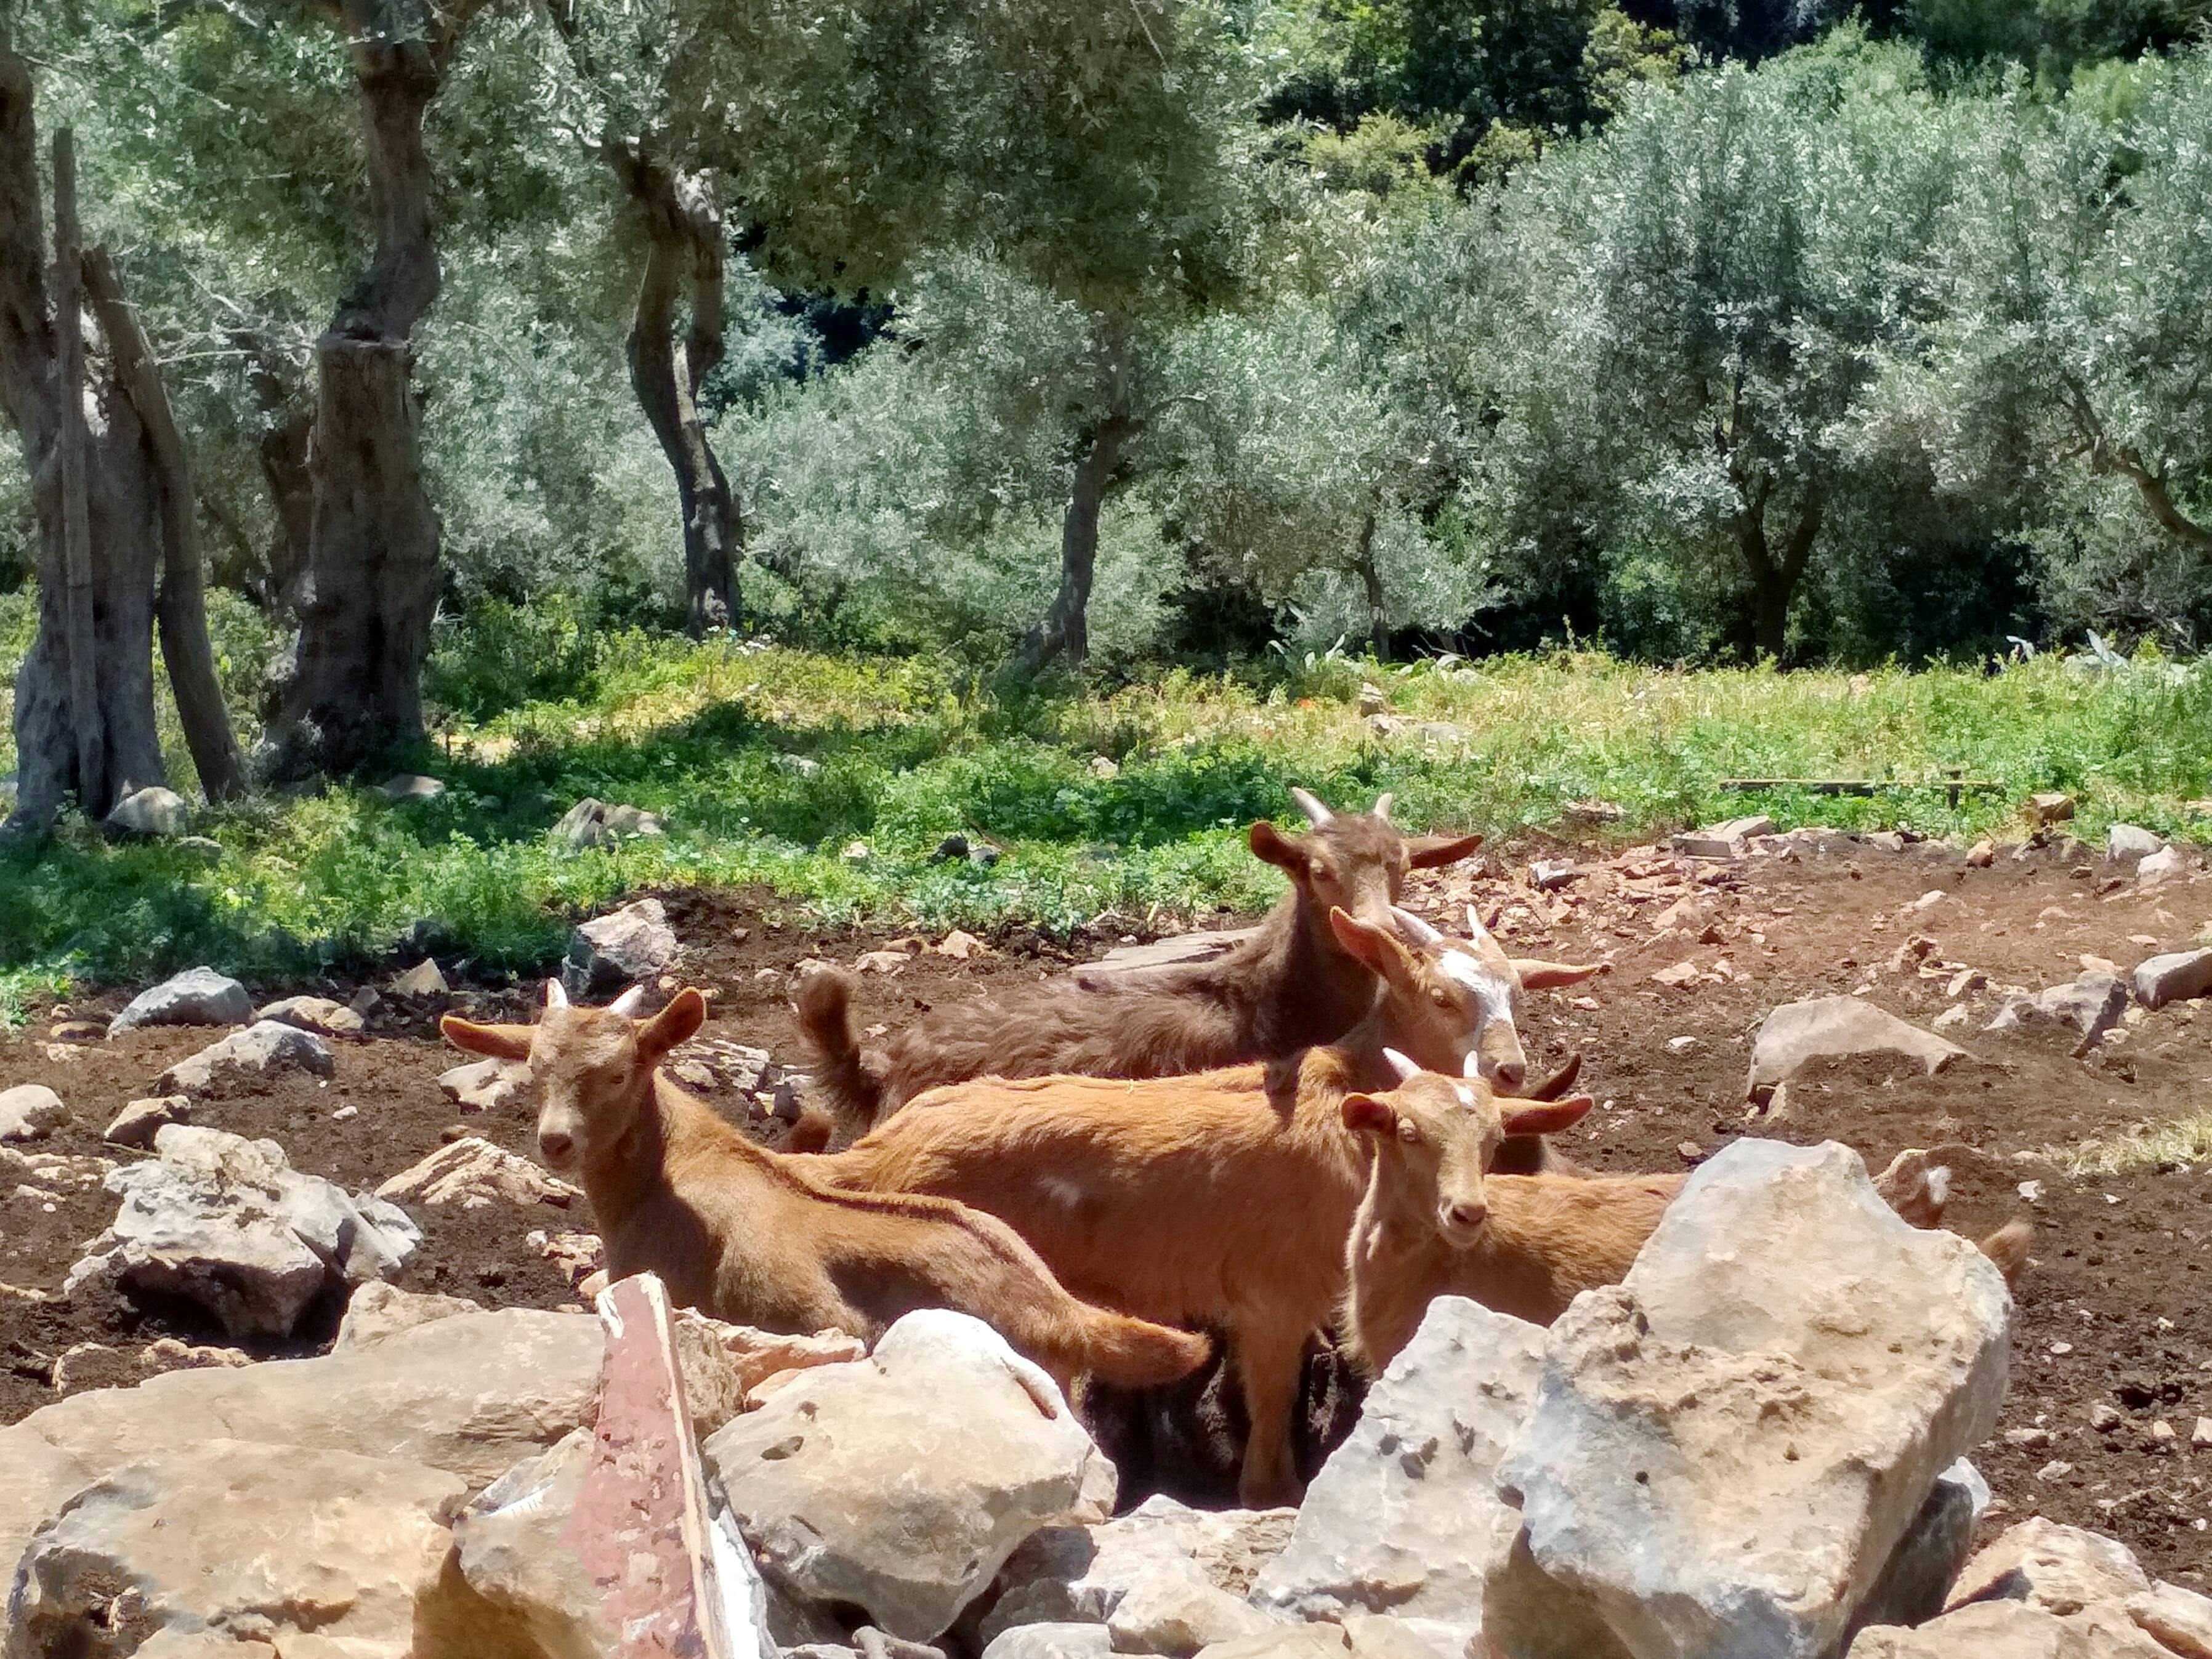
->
xmin=7 ymin=620 xmax=2212 ymax=1014
xmin=2042 ymin=1114 xmax=2212 ymax=1176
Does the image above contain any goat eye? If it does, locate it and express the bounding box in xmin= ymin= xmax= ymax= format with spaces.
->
xmin=1310 ymin=861 xmax=1333 ymax=882
xmin=1431 ymin=987 xmax=1451 ymax=1007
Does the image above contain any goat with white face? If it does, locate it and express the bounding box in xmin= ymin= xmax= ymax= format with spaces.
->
xmin=1391 ymin=905 xmax=1602 ymax=1093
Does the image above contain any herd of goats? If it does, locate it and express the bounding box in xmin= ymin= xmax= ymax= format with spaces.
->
xmin=440 ymin=790 xmax=2030 ymax=1509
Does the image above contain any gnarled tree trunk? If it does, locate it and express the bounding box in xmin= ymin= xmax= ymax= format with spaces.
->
xmin=1015 ymin=413 xmax=1136 ymax=674
xmin=268 ymin=0 xmax=485 ymax=778
xmin=0 ymin=61 xmax=168 ymax=835
xmin=616 ymin=150 xmax=739 ymax=638
xmin=1735 ymin=478 xmax=1822 ymax=665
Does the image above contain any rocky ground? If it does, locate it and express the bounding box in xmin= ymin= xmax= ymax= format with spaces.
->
xmin=3 ymin=825 xmax=2211 ymax=1596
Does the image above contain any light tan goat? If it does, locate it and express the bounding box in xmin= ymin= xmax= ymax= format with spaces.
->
xmin=1339 ymin=1078 xmax=2037 ymax=1376
xmin=795 ymin=906 xmax=1594 ymax=1507
xmin=440 ymin=983 xmax=1213 ymax=1398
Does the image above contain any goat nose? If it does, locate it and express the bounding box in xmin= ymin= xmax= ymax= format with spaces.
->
xmin=539 ymin=1130 xmax=574 ymax=1163
xmin=1491 ymin=1059 xmax=1527 ymax=1091
xmin=1445 ymin=1200 xmax=1488 ymax=1232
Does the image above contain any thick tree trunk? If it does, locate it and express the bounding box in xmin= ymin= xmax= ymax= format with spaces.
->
xmin=1737 ymin=483 xmax=1822 ymax=665
xmin=0 ymin=68 xmax=166 ymax=835
xmin=1354 ymin=510 xmax=1388 ymax=661
xmin=616 ymin=152 xmax=738 ymax=637
xmin=268 ymin=1 xmax=482 ymax=778
xmin=85 ymin=250 xmax=244 ymax=802
xmin=1015 ymin=416 xmax=1134 ymax=674
xmin=235 ymin=331 xmax=316 ymax=613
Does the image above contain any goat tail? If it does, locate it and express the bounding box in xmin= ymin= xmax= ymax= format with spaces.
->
xmin=793 ymin=966 xmax=886 ymax=1138
xmin=1977 ymin=1219 xmax=2033 ymax=1289
xmin=1036 ymin=1302 xmax=1213 ymax=1391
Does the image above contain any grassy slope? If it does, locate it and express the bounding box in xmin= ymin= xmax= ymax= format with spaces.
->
xmin=5 ymin=630 xmax=2211 ymax=1019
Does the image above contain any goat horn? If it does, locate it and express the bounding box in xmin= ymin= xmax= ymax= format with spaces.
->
xmin=544 ymin=978 xmax=568 ymax=1011
xmin=608 ymin=985 xmax=646 ymax=1017
xmin=1289 ymin=788 xmax=1334 ymax=827
xmin=1522 ymin=1052 xmax=1583 ymax=1100
xmin=1381 ymin=1047 xmax=1421 ymax=1083
xmin=1389 ymin=905 xmax=1442 ymax=948
xmin=1465 ymin=904 xmax=1491 ymax=938
xmin=1372 ymin=791 xmax=1394 ymax=823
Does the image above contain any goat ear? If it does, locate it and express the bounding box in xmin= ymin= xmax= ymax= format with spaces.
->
xmin=1511 ymin=958 xmax=1604 ymax=990
xmin=1248 ymin=820 xmax=1309 ymax=874
xmin=440 ymin=1015 xmax=533 ymax=1062
xmin=637 ymin=987 xmax=708 ymax=1058
xmin=1499 ymin=1094 xmax=1594 ymax=1137
xmin=1340 ymin=1094 xmax=1398 ymax=1137
xmin=1407 ymin=831 xmax=1482 ymax=870
xmin=1328 ymin=906 xmax=1410 ymax=978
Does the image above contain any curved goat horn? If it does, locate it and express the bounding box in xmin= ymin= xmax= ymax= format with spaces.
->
xmin=1520 ymin=1052 xmax=1584 ymax=1101
xmin=1288 ymin=788 xmax=1334 ymax=827
xmin=1381 ymin=1046 xmax=1421 ymax=1083
xmin=1389 ymin=905 xmax=1443 ymax=947
xmin=1372 ymin=791 xmax=1395 ymax=823
xmin=608 ymin=985 xmax=647 ymax=1017
xmin=544 ymin=978 xmax=568 ymax=1011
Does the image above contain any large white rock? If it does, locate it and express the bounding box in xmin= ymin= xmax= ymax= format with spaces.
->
xmin=1253 ymin=1296 xmax=1545 ymax=1633
xmin=2137 ymin=845 xmax=2191 ymax=885
xmin=1490 ymin=1139 xmax=2013 ymax=1659
xmin=1987 ymin=974 xmax=2131 ymax=1043
xmin=553 ymin=797 xmax=666 ymax=851
xmin=1947 ymin=1518 xmax=2151 ymax=1615
xmin=2 ymin=1439 xmax=475 ymax=1658
xmin=0 ymin=1305 xmax=605 ymax=1578
xmin=703 ymin=1310 xmax=1113 ymax=1642
xmin=1847 ymin=1598 xmax=2173 ymax=1657
xmin=103 ymin=785 xmax=189 ymax=838
xmin=982 ymin=1624 xmax=1116 ymax=1659
xmin=567 ymin=895 xmax=682 ymax=993
xmin=108 ymin=966 xmax=252 ymax=1036
xmin=439 ymin=1056 xmax=531 ymax=1112
xmin=157 ymin=1019 xmax=334 ymax=1092
xmin=985 ymin=1496 xmax=1294 ymax=1645
xmin=2108 ymin=824 xmax=2167 ymax=863
xmin=66 ymin=1124 xmax=421 ymax=1338
xmin=0 ymin=1083 xmax=68 ymax=1143
xmin=376 ymin=1136 xmax=581 ymax=1210
xmin=454 ymin=1276 xmax=776 ymax=1659
xmin=2131 ymin=948 xmax=2212 ymax=1011
xmin=1746 ymin=996 xmax=1966 ymax=1100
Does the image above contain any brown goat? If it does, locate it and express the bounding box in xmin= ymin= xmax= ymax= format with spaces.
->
xmin=1339 ymin=1081 xmax=2036 ymax=1375
xmin=794 ymin=908 xmax=1594 ymax=1506
xmin=794 ymin=789 xmax=1487 ymax=1140
xmin=439 ymin=984 xmax=1212 ymax=1398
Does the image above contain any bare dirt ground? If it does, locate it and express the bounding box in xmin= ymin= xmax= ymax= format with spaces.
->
xmin=3 ymin=838 xmax=2209 ymax=1584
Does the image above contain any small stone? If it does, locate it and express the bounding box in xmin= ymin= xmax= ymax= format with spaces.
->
xmin=437 ymin=1058 xmax=531 ymax=1113
xmin=856 ymin=950 xmax=911 ymax=975
xmin=1090 ymin=756 xmax=1120 ymax=778
xmin=2195 ymin=1417 xmax=2212 ymax=1448
xmin=2150 ymin=1420 xmax=2176 ymax=1444
xmin=390 ymin=958 xmax=449 ymax=998
xmin=2025 ymin=792 xmax=2076 ymax=826
xmin=1666 ymin=1035 xmax=1698 ymax=1054
xmin=843 ymin=839 xmax=871 ymax=862
xmin=2036 ymin=1459 xmax=2073 ymax=1480
xmin=2134 ymin=948 xmax=2212 ymax=1009
xmin=1985 ymin=973 xmax=2129 ymax=1043
xmin=2089 ymin=1402 xmax=2123 ymax=1432
xmin=256 ymin=994 xmax=368 ymax=1039
xmin=2139 ymin=844 xmax=2190 ymax=885
xmin=47 ymin=1020 xmax=102 ymax=1043
xmin=375 ymin=1137 xmax=579 ymax=1210
xmin=565 ymin=897 xmax=680 ymax=995
xmin=1672 ymin=815 xmax=1774 ymax=859
xmin=1652 ymin=961 xmax=1700 ymax=987
xmin=2017 ymin=1180 xmax=2043 ymax=1203
xmin=1908 ymin=889 xmax=1947 ymax=911
xmin=376 ymin=773 xmax=445 ymax=803
xmin=551 ymin=796 xmax=665 ymax=850
xmin=1965 ymin=839 xmax=1995 ymax=868
xmin=0 ymin=1084 xmax=68 ymax=1144
xmin=2049 ymin=1341 xmax=2073 ymax=1355
xmin=936 ymin=929 xmax=984 ymax=960
xmin=103 ymin=1095 xmax=190 ymax=1148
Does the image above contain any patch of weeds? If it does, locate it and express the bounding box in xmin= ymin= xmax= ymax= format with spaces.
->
xmin=2044 ymin=1115 xmax=2212 ymax=1177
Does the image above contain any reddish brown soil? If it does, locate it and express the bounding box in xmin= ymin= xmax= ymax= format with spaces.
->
xmin=2 ymin=844 xmax=2209 ymax=1583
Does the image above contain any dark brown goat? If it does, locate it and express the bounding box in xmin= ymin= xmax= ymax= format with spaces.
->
xmin=795 ymin=789 xmax=1484 ymax=1139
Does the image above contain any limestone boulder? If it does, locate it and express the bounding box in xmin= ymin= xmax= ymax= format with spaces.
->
xmin=0 ymin=1305 xmax=604 ymax=1578
xmin=102 ymin=1094 xmax=189 ymax=1148
xmin=2109 ymin=824 xmax=2167 ymax=863
xmin=2132 ymin=948 xmax=2212 ymax=1011
xmin=553 ymin=796 xmax=666 ymax=850
xmin=1847 ymin=1599 xmax=2171 ymax=1657
xmin=67 ymin=1124 xmax=422 ymax=1338
xmin=2 ymin=1440 xmax=478 ymax=1659
xmin=377 ymin=772 xmax=446 ymax=802
xmin=703 ymin=1310 xmax=1113 ymax=1642
xmin=2129 ymin=1581 xmax=2212 ymax=1658
xmin=108 ymin=966 xmax=252 ymax=1036
xmin=0 ymin=1083 xmax=68 ymax=1143
xmin=1987 ymin=974 xmax=2131 ymax=1043
xmin=1490 ymin=1139 xmax=2014 ymax=1659
xmin=334 ymin=1281 xmax=486 ymax=1352
xmin=1948 ymin=1518 xmax=2152 ymax=1615
xmin=439 ymin=1056 xmax=532 ymax=1112
xmin=982 ymin=1625 xmax=1115 ymax=1659
xmin=256 ymin=993 xmax=368 ymax=1039
xmin=2138 ymin=845 xmax=2191 ymax=885
xmin=567 ymin=895 xmax=681 ymax=994
xmin=103 ymin=785 xmax=189 ymax=838
xmin=375 ymin=1136 xmax=580 ymax=1210
xmin=1253 ymin=1296 xmax=1545 ymax=1634
xmin=984 ymin=1496 xmax=1294 ymax=1645
xmin=157 ymin=1019 xmax=334 ymax=1092
xmin=1746 ymin=996 xmax=1966 ymax=1102
xmin=1673 ymin=815 xmax=1775 ymax=858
